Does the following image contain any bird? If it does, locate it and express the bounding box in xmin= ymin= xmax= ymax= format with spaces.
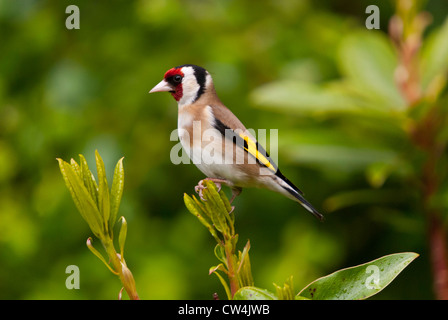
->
xmin=149 ymin=64 xmax=323 ymax=221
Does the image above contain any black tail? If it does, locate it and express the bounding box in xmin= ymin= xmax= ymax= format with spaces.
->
xmin=291 ymin=190 xmax=324 ymax=221
xmin=276 ymin=171 xmax=324 ymax=221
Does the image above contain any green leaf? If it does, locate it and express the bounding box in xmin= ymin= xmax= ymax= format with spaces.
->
xmin=297 ymin=252 xmax=419 ymax=300
xmin=184 ymin=193 xmax=221 ymax=242
xmin=57 ymin=159 xmax=104 ymax=238
xmin=86 ymin=237 xmax=119 ymax=275
xmin=233 ymin=287 xmax=278 ymax=300
xmin=218 ymin=186 xmax=233 ymax=223
xmin=337 ymin=30 xmax=405 ymax=110
xmin=283 ymin=143 xmax=398 ymax=172
xmin=79 ymin=154 xmax=99 ymax=207
xmin=210 ymin=269 xmax=232 ymax=300
xmin=209 ymin=263 xmax=227 ymax=275
xmin=201 ymin=180 xmax=231 ymax=235
xmin=295 ymin=295 xmax=311 ymax=300
xmin=420 ymin=17 xmax=448 ymax=90
xmin=192 ymin=195 xmax=209 ymax=222
xmin=70 ymin=158 xmax=81 ymax=177
xmin=366 ymin=162 xmax=395 ymax=188
xmin=236 ymin=240 xmax=253 ymax=287
xmin=110 ymin=157 xmax=124 ymax=231
xmin=274 ymin=276 xmax=295 ymax=300
xmin=250 ymin=80 xmax=360 ymax=115
xmin=236 ymin=240 xmax=250 ymax=274
xmin=118 ymin=216 xmax=127 ymax=261
xmin=183 ymin=193 xmax=201 ymax=215
xmin=214 ymin=244 xmax=227 ymax=265
xmin=277 ymin=127 xmax=401 ymax=172
xmin=323 ymin=189 xmax=407 ymax=212
xmin=95 ymin=150 xmax=110 ymax=234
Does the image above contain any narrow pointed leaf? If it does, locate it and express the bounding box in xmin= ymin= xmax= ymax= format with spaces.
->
xmin=95 ymin=150 xmax=110 ymax=234
xmin=184 ymin=193 xmax=220 ymax=242
xmin=57 ymin=159 xmax=104 ymax=238
xmin=209 ymin=263 xmax=227 ymax=275
xmin=118 ymin=216 xmax=127 ymax=261
xmin=210 ymin=270 xmax=232 ymax=300
xmin=110 ymin=157 xmax=125 ymax=230
xmin=218 ymin=187 xmax=233 ymax=221
xmin=274 ymin=276 xmax=295 ymax=300
xmin=236 ymin=240 xmax=253 ymax=287
xmin=79 ymin=154 xmax=99 ymax=207
xmin=237 ymin=240 xmax=251 ymax=274
xmin=86 ymin=237 xmax=119 ymax=275
xmin=192 ymin=195 xmax=211 ymax=223
xmin=202 ymin=181 xmax=230 ymax=235
xmin=70 ymin=158 xmax=81 ymax=177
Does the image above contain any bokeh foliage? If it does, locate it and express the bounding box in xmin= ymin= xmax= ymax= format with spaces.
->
xmin=0 ymin=0 xmax=447 ymax=299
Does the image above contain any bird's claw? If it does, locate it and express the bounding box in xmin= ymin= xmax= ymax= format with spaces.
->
xmin=195 ymin=179 xmax=222 ymax=200
xmin=194 ymin=180 xmax=206 ymax=201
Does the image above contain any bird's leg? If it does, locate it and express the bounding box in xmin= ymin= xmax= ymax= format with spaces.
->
xmin=229 ymin=187 xmax=242 ymax=204
xmin=227 ymin=187 xmax=242 ymax=214
xmin=194 ymin=178 xmax=232 ymax=200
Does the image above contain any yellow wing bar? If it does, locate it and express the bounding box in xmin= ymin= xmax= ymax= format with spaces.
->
xmin=239 ymin=133 xmax=277 ymax=174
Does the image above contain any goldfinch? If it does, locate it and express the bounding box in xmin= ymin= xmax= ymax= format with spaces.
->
xmin=149 ymin=64 xmax=323 ymax=221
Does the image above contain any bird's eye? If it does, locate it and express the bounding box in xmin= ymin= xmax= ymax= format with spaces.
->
xmin=173 ymin=75 xmax=182 ymax=83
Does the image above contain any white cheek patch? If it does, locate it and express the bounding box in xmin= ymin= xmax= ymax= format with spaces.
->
xmin=179 ymin=67 xmax=200 ymax=107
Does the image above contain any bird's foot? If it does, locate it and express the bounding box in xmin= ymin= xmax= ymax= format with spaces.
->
xmin=195 ymin=178 xmax=230 ymax=200
xmin=194 ymin=180 xmax=207 ymax=201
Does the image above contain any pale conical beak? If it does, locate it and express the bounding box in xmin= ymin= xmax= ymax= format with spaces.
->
xmin=149 ymin=79 xmax=173 ymax=93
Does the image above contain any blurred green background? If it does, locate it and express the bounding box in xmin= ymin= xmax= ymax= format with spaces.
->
xmin=0 ymin=0 xmax=447 ymax=299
